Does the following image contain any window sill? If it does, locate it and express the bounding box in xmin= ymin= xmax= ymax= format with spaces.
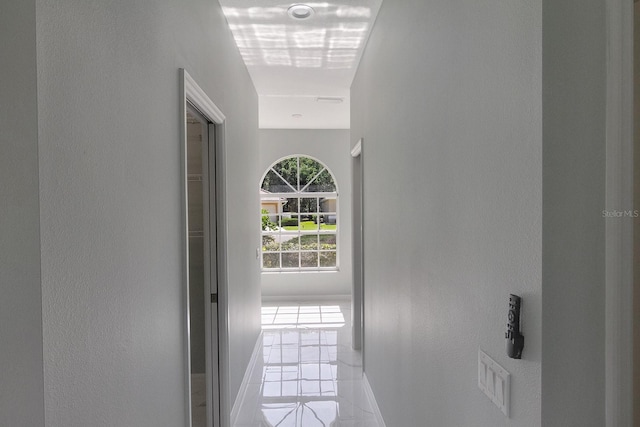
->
xmin=261 ymin=268 xmax=340 ymax=274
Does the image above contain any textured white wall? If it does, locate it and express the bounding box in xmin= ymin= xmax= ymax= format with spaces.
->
xmin=34 ymin=0 xmax=261 ymax=425
xmin=259 ymin=130 xmax=352 ymax=298
xmin=541 ymin=0 xmax=606 ymax=425
xmin=0 ymin=1 xmax=45 ymax=426
xmin=351 ymin=0 xmax=542 ymax=425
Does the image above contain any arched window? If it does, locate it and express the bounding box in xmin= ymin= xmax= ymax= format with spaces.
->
xmin=260 ymin=156 xmax=338 ymax=271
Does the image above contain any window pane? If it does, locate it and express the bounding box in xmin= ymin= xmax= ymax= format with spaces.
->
xmin=301 ymin=252 xmax=318 ymax=268
xmin=320 ymin=222 xmax=336 ymax=231
xmin=272 ymin=158 xmax=298 ymax=189
xmin=320 ymin=214 xmax=336 ymax=230
xmin=319 ymin=251 xmax=336 ymax=267
xmin=281 ymin=236 xmax=300 ymax=251
xmin=300 ymin=197 xmax=317 ymax=213
xmin=281 ymin=214 xmax=299 ymax=230
xmin=319 ymin=234 xmax=336 ymax=250
xmin=299 ymin=158 xmax=324 ymax=190
xmin=300 ymin=234 xmax=318 ymax=250
xmin=306 ymin=168 xmax=336 ymax=192
xmin=261 ymin=214 xmax=278 ymax=232
xmin=299 ymin=218 xmax=319 ymax=231
xmin=319 ymin=197 xmax=336 ymax=213
xmin=282 ymin=253 xmax=299 ymax=268
xmin=263 ymin=253 xmax=280 ymax=269
xmin=282 ymin=197 xmax=299 ymax=214
xmin=262 ymin=235 xmax=279 ymax=251
xmin=262 ymin=170 xmax=294 ymax=193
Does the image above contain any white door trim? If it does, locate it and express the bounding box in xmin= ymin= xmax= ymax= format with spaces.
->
xmin=351 ymin=139 xmax=362 ymax=158
xmin=351 ymin=138 xmax=363 ymax=352
xmin=180 ymin=68 xmax=230 ymax=427
xmin=604 ymin=0 xmax=634 ymax=425
xmin=184 ymin=71 xmax=226 ymax=123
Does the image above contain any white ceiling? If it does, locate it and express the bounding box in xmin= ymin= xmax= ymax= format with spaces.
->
xmin=219 ymin=0 xmax=382 ymax=129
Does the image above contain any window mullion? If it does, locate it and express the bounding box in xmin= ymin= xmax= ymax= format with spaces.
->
xmin=270 ymin=168 xmax=297 ymax=193
xmin=299 ymin=167 xmax=326 ymax=193
xmin=297 ymin=157 xmax=300 ymax=192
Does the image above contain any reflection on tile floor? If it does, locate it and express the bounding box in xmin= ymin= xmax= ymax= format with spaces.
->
xmin=233 ymin=301 xmax=379 ymax=427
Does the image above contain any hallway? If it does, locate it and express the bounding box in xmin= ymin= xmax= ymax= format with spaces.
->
xmin=1 ymin=0 xmax=623 ymax=425
xmin=233 ymin=301 xmax=379 ymax=426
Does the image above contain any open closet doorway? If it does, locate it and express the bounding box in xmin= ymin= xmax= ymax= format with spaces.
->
xmin=185 ymin=105 xmax=219 ymax=427
xmin=181 ymin=68 xmax=230 ymax=427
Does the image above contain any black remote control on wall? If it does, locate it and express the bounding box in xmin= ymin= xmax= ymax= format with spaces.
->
xmin=505 ymin=294 xmax=524 ymax=359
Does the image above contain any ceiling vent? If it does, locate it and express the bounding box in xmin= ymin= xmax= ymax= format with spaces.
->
xmin=316 ymin=97 xmax=344 ymax=104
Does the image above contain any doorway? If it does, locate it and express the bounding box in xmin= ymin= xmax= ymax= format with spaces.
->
xmin=186 ymin=105 xmax=220 ymax=427
xmin=181 ymin=68 xmax=229 ymax=427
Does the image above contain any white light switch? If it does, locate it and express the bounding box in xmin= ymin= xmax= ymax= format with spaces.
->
xmin=478 ymin=349 xmax=510 ymax=417
xmin=495 ymin=375 xmax=504 ymax=403
xmin=486 ymin=369 xmax=494 ymax=395
xmin=478 ymin=360 xmax=487 ymax=387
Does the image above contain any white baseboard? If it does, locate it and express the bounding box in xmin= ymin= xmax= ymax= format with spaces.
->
xmin=363 ymin=373 xmax=387 ymax=427
xmin=230 ymin=330 xmax=263 ymax=426
xmin=261 ymin=294 xmax=351 ymax=303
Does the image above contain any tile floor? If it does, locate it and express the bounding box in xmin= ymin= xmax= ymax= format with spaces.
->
xmin=233 ymin=301 xmax=379 ymax=427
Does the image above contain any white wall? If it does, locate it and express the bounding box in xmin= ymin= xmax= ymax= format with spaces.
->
xmin=0 ymin=1 xmax=45 ymax=426
xmin=351 ymin=0 xmax=542 ymax=425
xmin=541 ymin=0 xmax=606 ymax=425
xmin=259 ymin=130 xmax=352 ymax=298
xmin=30 ymin=0 xmax=261 ymax=426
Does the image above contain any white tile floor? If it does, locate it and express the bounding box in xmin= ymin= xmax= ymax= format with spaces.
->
xmin=233 ymin=301 xmax=379 ymax=427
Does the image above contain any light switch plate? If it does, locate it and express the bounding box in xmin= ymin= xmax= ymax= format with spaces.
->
xmin=478 ymin=349 xmax=510 ymax=417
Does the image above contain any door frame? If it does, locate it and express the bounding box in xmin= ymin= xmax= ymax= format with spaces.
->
xmin=180 ymin=69 xmax=230 ymax=427
xmin=351 ymin=139 xmax=363 ymax=353
xmin=605 ymin=0 xmax=634 ymax=425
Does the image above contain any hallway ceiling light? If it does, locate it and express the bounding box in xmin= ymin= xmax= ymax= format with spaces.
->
xmin=219 ymin=0 xmax=383 ymax=128
xmin=287 ymin=4 xmax=314 ymax=20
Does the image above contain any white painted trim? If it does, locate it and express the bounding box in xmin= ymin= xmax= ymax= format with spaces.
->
xmin=363 ymin=373 xmax=387 ymax=427
xmin=261 ymin=294 xmax=351 ymax=303
xmin=260 ymin=191 xmax=337 ymax=198
xmin=184 ymin=70 xmax=225 ymax=124
xmin=180 ymin=68 xmax=232 ymax=427
xmin=351 ymin=138 xmax=362 ymax=158
xmin=230 ymin=331 xmax=264 ymax=426
xmin=604 ymin=0 xmax=634 ymax=426
xmin=179 ymin=69 xmax=193 ymax=427
xmin=215 ymin=113 xmax=232 ymax=427
xmin=351 ymin=140 xmax=364 ymax=352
